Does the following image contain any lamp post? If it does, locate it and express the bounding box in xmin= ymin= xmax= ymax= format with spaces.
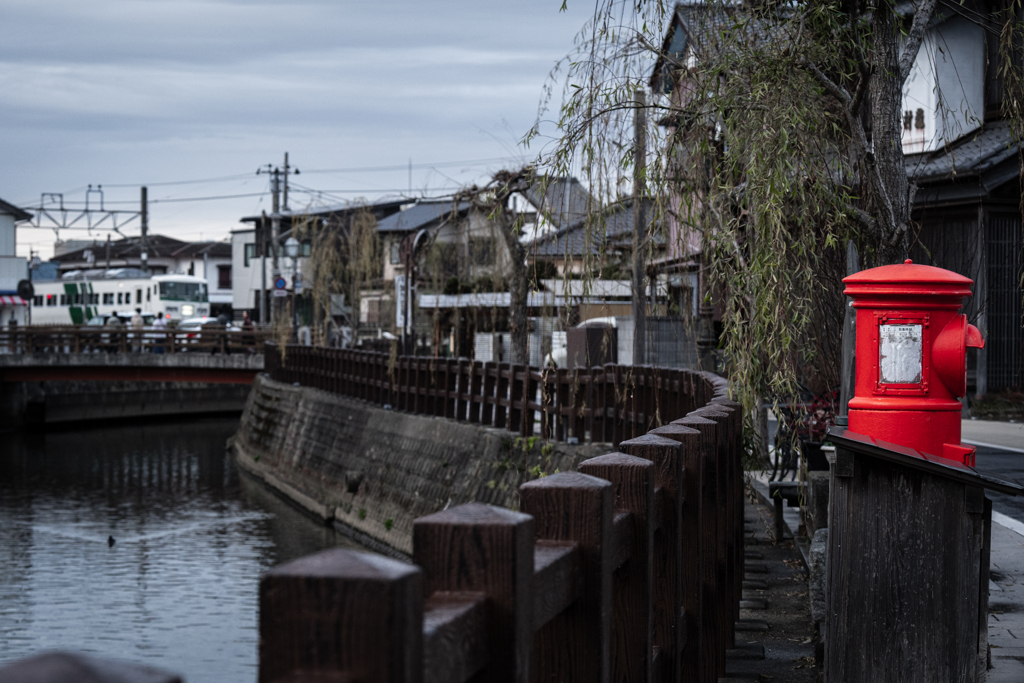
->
xmin=284 ymin=237 xmax=300 ymax=335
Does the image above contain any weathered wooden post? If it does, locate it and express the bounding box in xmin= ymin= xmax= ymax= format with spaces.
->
xmin=824 ymin=431 xmax=1022 ymax=682
xmin=259 ymin=548 xmax=424 ymax=683
xmin=695 ymin=404 xmax=737 ymax=650
xmin=578 ymin=452 xmax=655 ymax=683
xmin=520 ymin=472 xmax=613 ymax=682
xmin=618 ymin=433 xmax=688 ymax=682
xmin=414 ymin=502 xmax=534 ymax=683
xmin=673 ymin=412 xmax=724 ymax=680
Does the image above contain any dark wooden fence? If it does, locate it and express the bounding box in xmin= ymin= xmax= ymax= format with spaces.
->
xmin=258 ymin=377 xmax=743 ymax=683
xmin=0 ymin=325 xmax=272 ymax=355
xmin=265 ymin=343 xmax=718 ymax=444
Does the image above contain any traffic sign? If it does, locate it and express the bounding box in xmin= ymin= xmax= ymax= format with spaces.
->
xmin=274 ymin=276 xmax=288 ymax=297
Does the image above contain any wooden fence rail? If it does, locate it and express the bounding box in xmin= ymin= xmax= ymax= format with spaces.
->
xmin=265 ymin=343 xmax=717 ymax=444
xmin=0 ymin=325 xmax=272 ymax=355
xmin=258 ymin=376 xmax=742 ymax=683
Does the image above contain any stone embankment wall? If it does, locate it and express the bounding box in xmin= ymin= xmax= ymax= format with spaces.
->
xmin=231 ymin=374 xmax=611 ymax=556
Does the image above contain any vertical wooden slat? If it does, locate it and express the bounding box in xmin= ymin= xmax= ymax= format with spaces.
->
xmin=555 ymin=368 xmax=569 ymax=442
xmin=469 ymin=360 xmax=483 ymax=423
xmin=520 ymin=472 xmax=613 ymax=683
xmin=414 ymin=503 xmax=535 ymax=683
xmin=578 ymin=453 xmax=654 ymax=683
xmin=570 ymin=369 xmax=586 ymax=442
xmin=495 ymin=363 xmax=510 ymax=429
xmin=258 ymin=548 xmax=423 ymax=683
xmin=509 ymin=364 xmax=524 ymax=435
xmin=524 ymin=368 xmax=539 ymax=438
xmin=482 ymin=361 xmax=497 ymax=426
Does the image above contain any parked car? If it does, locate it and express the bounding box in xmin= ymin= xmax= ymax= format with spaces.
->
xmin=175 ymin=316 xmax=241 ymax=351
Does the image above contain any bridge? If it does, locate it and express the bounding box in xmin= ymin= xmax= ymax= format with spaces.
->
xmin=0 ymin=325 xmax=269 ymax=384
xmin=0 ymin=351 xmax=264 ymax=384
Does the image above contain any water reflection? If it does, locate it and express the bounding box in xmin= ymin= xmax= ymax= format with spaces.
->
xmin=0 ymin=418 xmax=368 ymax=683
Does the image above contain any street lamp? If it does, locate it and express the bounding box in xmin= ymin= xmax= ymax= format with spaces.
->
xmin=284 ymin=237 xmax=300 ymax=333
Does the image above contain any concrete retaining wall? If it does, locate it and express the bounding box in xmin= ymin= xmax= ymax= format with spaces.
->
xmin=231 ymin=374 xmax=612 ymax=555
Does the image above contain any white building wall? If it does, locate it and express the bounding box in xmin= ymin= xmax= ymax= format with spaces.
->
xmin=0 ymin=214 xmax=15 ymax=256
xmin=903 ymin=16 xmax=984 ymax=153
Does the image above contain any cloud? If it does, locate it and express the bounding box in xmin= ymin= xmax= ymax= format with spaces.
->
xmin=3 ymin=0 xmax=596 ymax=258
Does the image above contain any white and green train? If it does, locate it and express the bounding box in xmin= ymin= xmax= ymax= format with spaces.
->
xmin=29 ymin=269 xmax=210 ymax=325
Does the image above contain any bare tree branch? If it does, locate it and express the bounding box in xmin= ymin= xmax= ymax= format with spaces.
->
xmin=899 ymin=0 xmax=941 ymax=83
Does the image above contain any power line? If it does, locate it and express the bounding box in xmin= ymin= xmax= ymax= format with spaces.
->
xmin=301 ymin=156 xmax=527 ymax=174
xmin=101 ymin=173 xmax=258 ymax=188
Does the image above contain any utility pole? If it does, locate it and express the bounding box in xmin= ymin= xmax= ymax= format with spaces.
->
xmin=271 ymin=169 xmax=281 ymax=324
xmin=283 ymin=152 xmax=290 ymax=212
xmin=260 ymin=211 xmax=268 ymax=325
xmin=631 ymin=89 xmax=648 ymax=366
xmin=140 ymin=186 xmax=149 ymax=273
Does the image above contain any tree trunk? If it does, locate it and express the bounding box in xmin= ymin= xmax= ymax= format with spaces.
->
xmin=870 ymin=4 xmax=912 ymax=264
xmin=632 ymin=90 xmax=648 ymax=365
xmin=498 ymin=211 xmax=530 ymax=366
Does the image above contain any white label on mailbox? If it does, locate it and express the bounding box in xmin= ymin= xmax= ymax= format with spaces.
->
xmin=879 ymin=324 xmax=923 ymax=384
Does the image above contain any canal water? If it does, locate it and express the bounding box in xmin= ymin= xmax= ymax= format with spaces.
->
xmin=0 ymin=417 xmax=371 ymax=683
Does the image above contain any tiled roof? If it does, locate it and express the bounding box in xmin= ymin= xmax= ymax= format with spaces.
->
xmin=531 ymin=198 xmax=661 ymax=259
xmin=522 ymin=177 xmax=595 ymax=230
xmin=906 ymin=121 xmax=1019 ymax=184
xmin=375 ymin=200 xmax=470 ymax=233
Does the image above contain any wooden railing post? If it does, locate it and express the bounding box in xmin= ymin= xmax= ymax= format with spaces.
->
xmin=259 ymin=548 xmax=424 ymax=683
xmin=673 ymin=413 xmax=723 ymax=681
xmin=637 ymin=425 xmax=707 ymax=683
xmin=520 ymin=472 xmax=613 ymax=682
xmin=578 ymin=453 xmax=654 ymax=683
xmin=697 ymin=402 xmax=742 ymax=650
xmin=618 ymin=432 xmax=688 ymax=682
xmin=414 ymin=502 xmax=534 ymax=683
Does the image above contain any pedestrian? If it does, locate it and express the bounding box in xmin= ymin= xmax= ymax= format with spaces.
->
xmin=152 ymin=314 xmax=167 ymax=354
xmin=130 ymin=308 xmax=144 ymax=353
xmin=241 ymin=311 xmax=255 ymax=353
xmin=105 ymin=312 xmax=123 ymax=353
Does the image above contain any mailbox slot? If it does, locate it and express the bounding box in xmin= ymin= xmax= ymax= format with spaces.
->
xmin=873 ymin=312 xmax=930 ymax=396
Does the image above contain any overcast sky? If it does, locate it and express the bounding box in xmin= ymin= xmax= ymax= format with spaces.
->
xmin=2 ymin=0 xmax=596 ymax=259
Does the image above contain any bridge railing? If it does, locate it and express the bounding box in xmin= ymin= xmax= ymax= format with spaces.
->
xmin=0 ymin=325 xmax=273 ymax=355
xmin=265 ymin=343 xmax=718 ymax=444
xmin=259 ymin=385 xmax=743 ymax=683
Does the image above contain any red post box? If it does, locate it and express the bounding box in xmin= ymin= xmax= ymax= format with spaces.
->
xmin=843 ymin=260 xmax=985 ymax=466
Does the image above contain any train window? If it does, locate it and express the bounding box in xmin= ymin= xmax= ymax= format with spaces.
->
xmin=60 ymin=294 xmax=67 ymax=306
xmin=33 ymin=296 xmax=43 ymax=306
xmin=136 ymin=290 xmax=142 ymax=304
xmin=89 ymin=293 xmax=99 ymax=305
xmin=103 ymin=293 xmax=114 ymax=304
xmin=159 ymin=281 xmax=208 ymax=302
xmin=46 ymin=294 xmax=56 ymax=307
xmin=146 ymin=289 xmax=151 ymax=302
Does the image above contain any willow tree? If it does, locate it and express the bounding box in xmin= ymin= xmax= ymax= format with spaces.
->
xmin=533 ymin=0 xmax=1024 ymax=456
